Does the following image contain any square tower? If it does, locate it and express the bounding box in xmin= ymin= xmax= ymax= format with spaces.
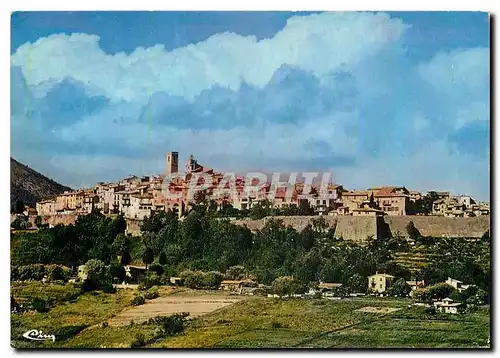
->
xmin=166 ymin=151 xmax=179 ymax=176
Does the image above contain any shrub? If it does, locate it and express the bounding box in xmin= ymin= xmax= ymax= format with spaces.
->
xmin=138 ymin=272 xmax=160 ymax=290
xmin=144 ymin=286 xmax=159 ymax=300
xmin=109 ymin=264 xmax=126 ymax=283
xmin=179 ymin=270 xmax=223 ymax=289
xmin=30 ymin=297 xmax=50 ymax=313
xmin=428 ymin=283 xmax=456 ymax=300
xmin=180 ymin=270 xmax=204 ymax=289
xmin=271 ymin=276 xmax=307 ymax=298
xmin=225 ymin=265 xmax=247 ymax=280
xmin=18 ymin=264 xmax=46 ymax=281
xmin=424 ymin=306 xmax=436 ymax=315
xmin=158 ymin=274 xmax=171 ymax=286
xmin=130 ymin=333 xmax=146 ymax=348
xmin=271 ymin=321 xmax=286 ymax=329
xmin=387 ymin=278 xmax=411 ymax=297
xmin=46 ymin=265 xmax=70 ymax=282
xmin=412 ymin=287 xmax=431 ymax=303
xmin=53 ymin=325 xmax=88 ymax=341
xmin=101 ymin=283 xmax=117 ymax=294
xmin=84 ymin=259 xmax=112 ymax=291
xmin=312 ymin=291 xmax=323 ymax=299
xmin=149 ymin=264 xmax=164 ymax=276
xmin=149 ymin=314 xmax=187 ymax=337
xmin=162 ymin=266 xmax=177 ymax=280
xmin=131 ymin=295 xmax=146 ymax=306
xmin=203 ymin=271 xmax=224 ymax=289
xmin=11 ymin=218 xmax=23 ymax=230
xmin=466 ymin=288 xmax=488 ymax=306
xmin=158 ymin=252 xmax=167 ymax=266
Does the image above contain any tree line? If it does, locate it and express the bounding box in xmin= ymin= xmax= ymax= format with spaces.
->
xmin=11 ymin=207 xmax=490 ymax=298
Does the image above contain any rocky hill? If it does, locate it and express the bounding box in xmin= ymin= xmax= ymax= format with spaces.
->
xmin=10 ymin=158 xmax=71 ymax=209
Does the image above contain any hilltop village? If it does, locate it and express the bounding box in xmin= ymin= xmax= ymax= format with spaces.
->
xmin=34 ymin=152 xmax=490 ymax=222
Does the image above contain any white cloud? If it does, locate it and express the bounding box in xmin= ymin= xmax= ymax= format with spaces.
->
xmin=10 ymin=12 xmax=490 ymax=201
xmin=418 ymin=47 xmax=489 ymax=100
xmin=11 ymin=12 xmax=408 ymax=103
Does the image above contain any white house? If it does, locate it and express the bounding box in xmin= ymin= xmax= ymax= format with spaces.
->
xmin=434 ymin=297 xmax=463 ymax=314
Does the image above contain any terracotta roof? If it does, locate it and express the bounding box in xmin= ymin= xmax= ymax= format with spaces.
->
xmin=374 ymin=186 xmax=409 ymax=197
xmin=318 ymin=282 xmax=343 ymax=289
xmin=221 ymin=279 xmax=255 ymax=285
xmin=342 ymin=191 xmax=370 ymax=196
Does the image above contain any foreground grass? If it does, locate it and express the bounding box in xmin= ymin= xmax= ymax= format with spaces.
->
xmin=11 ymin=285 xmax=135 ymax=348
xmin=11 ymin=284 xmax=490 ymax=349
xmin=152 ymin=297 xmax=490 ymax=348
xmin=12 ymin=282 xmax=81 ymax=307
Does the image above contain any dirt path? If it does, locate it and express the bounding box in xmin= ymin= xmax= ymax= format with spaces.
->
xmin=107 ymin=295 xmax=243 ymax=327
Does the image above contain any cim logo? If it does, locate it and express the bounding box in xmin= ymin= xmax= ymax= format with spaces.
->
xmin=22 ymin=329 xmax=56 ymax=342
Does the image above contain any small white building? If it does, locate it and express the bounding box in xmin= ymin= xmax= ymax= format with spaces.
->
xmin=445 ymin=277 xmax=471 ymax=292
xmin=434 ymin=297 xmax=463 ymax=314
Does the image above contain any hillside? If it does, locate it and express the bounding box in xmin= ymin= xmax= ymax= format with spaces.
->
xmin=10 ymin=158 xmax=71 ymax=209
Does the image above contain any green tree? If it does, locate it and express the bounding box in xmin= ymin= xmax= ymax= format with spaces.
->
xmin=428 ymin=283 xmax=456 ymax=300
xmin=142 ymin=247 xmax=154 ymax=270
xmin=112 ymin=233 xmax=131 ymax=255
xmin=109 ymin=263 xmax=126 ymax=282
xmin=412 ymin=287 xmax=431 ymax=302
xmin=293 ymin=250 xmax=321 ymax=284
xmin=10 ymin=218 xmax=23 ymax=230
xmin=346 ymin=273 xmax=366 ymax=294
xmin=109 ymin=214 xmax=127 ymax=238
xmin=297 ymin=225 xmax=315 ymax=251
xmin=84 ymin=259 xmax=112 ymax=290
xmin=14 ymin=200 xmax=25 ymax=214
xmin=271 ymin=276 xmax=306 ymax=298
xmin=415 ymin=191 xmax=439 ymax=215
xmin=225 ymin=265 xmax=247 ymax=280
xmin=466 ymin=288 xmax=487 ymax=306
xmin=120 ymin=251 xmax=132 ymax=266
xmin=158 ymin=252 xmax=167 ymax=266
xmin=297 ymin=200 xmax=314 ymax=215
xmin=203 ymin=271 xmax=224 ymax=289
xmin=249 ymin=200 xmax=272 ymax=220
xmin=387 ymin=278 xmax=411 ymax=297
xmin=311 ymin=216 xmax=328 ymax=234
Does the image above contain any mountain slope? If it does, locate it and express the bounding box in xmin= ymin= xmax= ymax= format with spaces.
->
xmin=10 ymin=158 xmax=71 ymax=209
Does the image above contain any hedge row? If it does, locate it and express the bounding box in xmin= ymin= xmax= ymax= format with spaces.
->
xmin=11 ymin=264 xmax=72 ymax=282
xmin=179 ymin=270 xmax=223 ymax=289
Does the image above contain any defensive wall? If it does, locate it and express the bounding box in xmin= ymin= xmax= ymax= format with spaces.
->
xmin=15 ymin=213 xmax=490 ymax=243
xmin=231 ymin=215 xmax=490 ymax=242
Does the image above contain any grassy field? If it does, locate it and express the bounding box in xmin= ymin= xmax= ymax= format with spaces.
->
xmin=152 ymin=296 xmax=490 ymax=348
xmin=11 ymin=283 xmax=490 ymax=349
xmin=11 ymin=283 xmax=136 ymax=348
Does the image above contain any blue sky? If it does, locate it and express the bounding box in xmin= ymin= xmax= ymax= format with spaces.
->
xmin=10 ymin=11 xmax=490 ymax=200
